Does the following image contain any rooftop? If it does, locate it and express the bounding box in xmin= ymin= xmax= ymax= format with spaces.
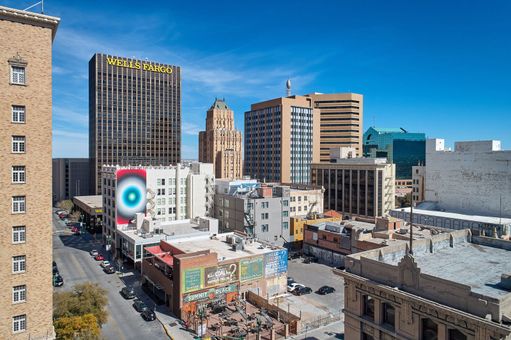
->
xmin=0 ymin=6 xmax=60 ymax=39
xmin=170 ymin=233 xmax=279 ymax=262
xmin=210 ymin=98 xmax=230 ymax=110
xmin=393 ymin=206 xmax=511 ymax=225
xmin=381 ymin=240 xmax=511 ymax=298
xmin=310 ymin=220 xmax=375 ymax=233
xmin=72 ymin=195 xmax=102 ymax=209
xmin=118 ymin=219 xmax=209 ymax=245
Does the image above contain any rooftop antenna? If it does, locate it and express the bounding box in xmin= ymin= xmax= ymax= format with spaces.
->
xmin=286 ymin=79 xmax=291 ymax=97
xmin=24 ymin=0 xmax=44 ymax=13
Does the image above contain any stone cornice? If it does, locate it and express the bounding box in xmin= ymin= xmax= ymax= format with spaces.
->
xmin=0 ymin=6 xmax=60 ymax=40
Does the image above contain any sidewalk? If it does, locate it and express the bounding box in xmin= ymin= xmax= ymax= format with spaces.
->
xmin=155 ymin=306 xmax=196 ymax=340
xmin=287 ymin=320 xmax=344 ymax=340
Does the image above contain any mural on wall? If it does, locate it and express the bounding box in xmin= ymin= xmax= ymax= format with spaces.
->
xmin=264 ymin=249 xmax=288 ymax=278
xmin=240 ymin=256 xmax=264 ymax=282
xmin=116 ymin=169 xmax=147 ymax=226
xmin=205 ymin=263 xmax=238 ymax=287
xmin=183 ymin=284 xmax=238 ymax=303
xmin=182 ymin=267 xmax=204 ymax=293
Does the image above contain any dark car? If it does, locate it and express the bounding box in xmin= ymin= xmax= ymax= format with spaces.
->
xmin=52 ymin=261 xmax=59 ymax=275
xmin=53 ymin=274 xmax=64 ymax=287
xmin=120 ymin=287 xmax=136 ymax=299
xmin=294 ymin=286 xmax=312 ymax=296
xmin=290 ymin=252 xmax=301 ymax=259
xmin=141 ymin=309 xmax=156 ymax=321
xmin=303 ymin=256 xmax=319 ymax=264
xmin=103 ymin=265 xmax=115 ymax=274
xmin=133 ymin=300 xmax=149 ymax=312
xmin=287 ymin=277 xmax=295 ymax=285
xmin=317 ymin=286 xmax=335 ymax=295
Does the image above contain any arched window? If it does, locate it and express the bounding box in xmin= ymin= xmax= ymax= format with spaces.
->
xmin=422 ymin=318 xmax=438 ymax=340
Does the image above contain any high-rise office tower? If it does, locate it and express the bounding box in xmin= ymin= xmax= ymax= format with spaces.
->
xmin=244 ymin=95 xmax=320 ymax=184
xmin=305 ymin=93 xmax=364 ymax=161
xmin=0 ymin=6 xmax=59 ymax=338
xmin=89 ymin=53 xmax=181 ymax=194
xmin=198 ymin=98 xmax=242 ymax=179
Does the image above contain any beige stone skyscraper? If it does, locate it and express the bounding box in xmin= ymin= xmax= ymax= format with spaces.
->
xmin=305 ymin=93 xmax=364 ymax=160
xmin=0 ymin=6 xmax=59 ymax=339
xmin=199 ymin=99 xmax=242 ymax=179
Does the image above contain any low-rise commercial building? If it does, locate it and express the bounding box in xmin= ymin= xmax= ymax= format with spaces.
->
xmin=336 ymin=230 xmax=511 ymax=339
xmin=390 ymin=206 xmax=511 ymax=238
xmin=214 ymin=179 xmax=290 ymax=246
xmin=289 ymin=211 xmax=342 ymax=250
xmin=141 ymin=232 xmax=288 ymax=321
xmin=288 ymin=184 xmax=324 ymax=218
xmin=311 ymin=148 xmax=395 ymax=218
xmin=101 ymin=163 xmax=214 ymax=258
xmin=72 ymin=195 xmax=102 ymax=233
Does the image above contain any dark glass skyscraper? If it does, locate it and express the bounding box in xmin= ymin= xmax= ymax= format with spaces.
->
xmin=89 ymin=53 xmax=181 ymax=193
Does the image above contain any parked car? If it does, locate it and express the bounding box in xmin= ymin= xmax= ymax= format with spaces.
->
xmin=58 ymin=213 xmax=68 ymax=219
xmin=294 ymin=286 xmax=312 ymax=296
xmin=94 ymin=254 xmax=105 ymax=261
xmin=120 ymin=287 xmax=136 ymax=299
xmin=89 ymin=249 xmax=99 ymax=257
xmin=53 ymin=274 xmax=64 ymax=287
xmin=287 ymin=283 xmax=305 ymax=292
xmin=287 ymin=277 xmax=295 ymax=285
xmin=133 ymin=299 xmax=149 ymax=312
xmin=317 ymin=286 xmax=335 ymax=295
xmin=141 ymin=309 xmax=156 ymax=321
xmin=100 ymin=260 xmax=111 ymax=268
xmin=52 ymin=261 xmax=59 ymax=275
xmin=103 ymin=265 xmax=115 ymax=274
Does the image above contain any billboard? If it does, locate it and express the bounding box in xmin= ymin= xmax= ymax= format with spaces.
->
xmin=183 ymin=284 xmax=238 ymax=304
xmin=115 ymin=169 xmax=147 ymax=226
xmin=240 ymin=257 xmax=264 ymax=282
xmin=182 ymin=268 xmax=204 ymax=293
xmin=204 ymin=263 xmax=238 ymax=288
xmin=264 ymin=249 xmax=288 ymax=278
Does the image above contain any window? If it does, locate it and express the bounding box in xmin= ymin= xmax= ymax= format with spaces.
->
xmin=362 ymin=333 xmax=374 ymax=340
xmin=304 ymin=196 xmax=308 ymax=201
xmin=12 ymin=255 xmax=26 ymax=273
xmin=282 ymin=211 xmax=289 ymax=217
xmin=12 ymin=106 xmax=25 ymax=123
xmin=12 ymin=166 xmax=25 ymax=183
xmin=283 ymin=200 xmax=288 ymax=207
xmin=12 ymin=196 xmax=26 ymax=213
xmin=262 ymin=202 xmax=269 ymax=209
xmin=422 ymin=318 xmax=438 ymax=340
xmin=448 ymin=329 xmax=467 ymax=340
xmin=12 ymin=226 xmax=26 ymax=244
xmin=13 ymin=285 xmax=26 ymax=303
xmin=12 ymin=315 xmax=26 ymax=333
xmin=283 ymin=222 xmax=289 ymax=229
xmin=363 ymin=295 xmax=375 ymax=319
xmin=12 ymin=136 xmax=26 ymax=153
xmin=382 ymin=303 xmax=395 ymax=329
xmin=261 ymin=213 xmax=269 ymax=220
xmin=262 ymin=224 xmax=269 ymax=232
xmin=298 ymin=196 xmax=302 ymax=202
xmin=11 ymin=66 xmax=26 ymax=85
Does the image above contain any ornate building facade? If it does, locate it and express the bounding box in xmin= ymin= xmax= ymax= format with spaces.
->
xmin=198 ymin=98 xmax=242 ymax=179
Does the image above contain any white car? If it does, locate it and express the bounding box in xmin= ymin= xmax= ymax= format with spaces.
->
xmin=100 ymin=261 xmax=111 ymax=268
xmin=89 ymin=249 xmax=99 ymax=256
xmin=287 ymin=283 xmax=305 ymax=292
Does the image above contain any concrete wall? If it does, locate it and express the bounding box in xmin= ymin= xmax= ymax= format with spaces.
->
xmin=424 ymin=138 xmax=511 ymax=217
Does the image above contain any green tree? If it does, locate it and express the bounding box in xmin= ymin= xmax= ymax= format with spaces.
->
xmin=54 ymin=313 xmax=100 ymax=340
xmin=54 ymin=282 xmax=108 ymax=328
xmin=57 ymin=199 xmax=74 ymax=212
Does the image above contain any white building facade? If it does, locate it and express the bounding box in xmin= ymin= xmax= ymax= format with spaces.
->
xmin=288 ymin=184 xmax=324 ymax=218
xmin=424 ymin=139 xmax=511 ymax=218
xmin=101 ymin=163 xmax=215 ymax=253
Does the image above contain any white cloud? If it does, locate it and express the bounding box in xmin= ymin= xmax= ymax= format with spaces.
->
xmin=182 ymin=122 xmax=202 ymax=136
xmin=53 ymin=106 xmax=88 ymax=126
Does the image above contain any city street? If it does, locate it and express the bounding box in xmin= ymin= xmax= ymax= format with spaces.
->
xmin=52 ymin=213 xmax=167 ymax=340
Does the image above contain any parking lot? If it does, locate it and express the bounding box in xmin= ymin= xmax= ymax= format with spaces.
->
xmin=283 ymin=257 xmax=345 ymax=323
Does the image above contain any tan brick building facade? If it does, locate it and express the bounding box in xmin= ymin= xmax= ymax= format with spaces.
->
xmin=0 ymin=6 xmax=59 ymax=339
xmin=198 ymin=98 xmax=242 ymax=179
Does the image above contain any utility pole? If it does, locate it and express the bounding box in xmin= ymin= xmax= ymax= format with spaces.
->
xmin=409 ymin=192 xmax=414 ymax=255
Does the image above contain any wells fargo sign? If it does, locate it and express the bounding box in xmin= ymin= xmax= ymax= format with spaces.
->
xmin=106 ymin=57 xmax=173 ymax=74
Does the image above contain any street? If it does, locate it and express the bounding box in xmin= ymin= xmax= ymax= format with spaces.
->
xmin=52 ymin=213 xmax=167 ymax=340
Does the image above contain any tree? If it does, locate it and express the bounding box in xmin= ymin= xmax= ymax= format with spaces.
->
xmin=54 ymin=313 xmax=100 ymax=340
xmin=57 ymin=199 xmax=74 ymax=212
xmin=54 ymin=282 xmax=108 ymax=337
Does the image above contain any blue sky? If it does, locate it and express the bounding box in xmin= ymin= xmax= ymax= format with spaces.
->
xmin=4 ymin=0 xmax=511 ymax=158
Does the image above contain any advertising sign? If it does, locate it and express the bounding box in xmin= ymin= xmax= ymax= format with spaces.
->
xmin=240 ymin=257 xmax=264 ymax=282
xmin=115 ymin=169 xmax=147 ymax=226
xmin=204 ymin=263 xmax=238 ymax=287
xmin=264 ymin=249 xmax=288 ymax=278
xmin=182 ymin=268 xmax=203 ymax=293
xmin=183 ymin=284 xmax=238 ymax=303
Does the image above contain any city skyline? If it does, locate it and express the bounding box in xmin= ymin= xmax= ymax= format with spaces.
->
xmin=3 ymin=0 xmax=510 ymax=160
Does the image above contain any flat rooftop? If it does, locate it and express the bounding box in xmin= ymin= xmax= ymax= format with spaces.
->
xmin=393 ymin=207 xmax=511 ymax=225
xmin=119 ymin=220 xmax=207 ymax=244
xmin=73 ymin=195 xmax=102 ymax=209
xmin=310 ymin=220 xmax=375 ymax=233
xmin=170 ymin=233 xmax=278 ymax=261
xmin=382 ymin=241 xmax=511 ymax=298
